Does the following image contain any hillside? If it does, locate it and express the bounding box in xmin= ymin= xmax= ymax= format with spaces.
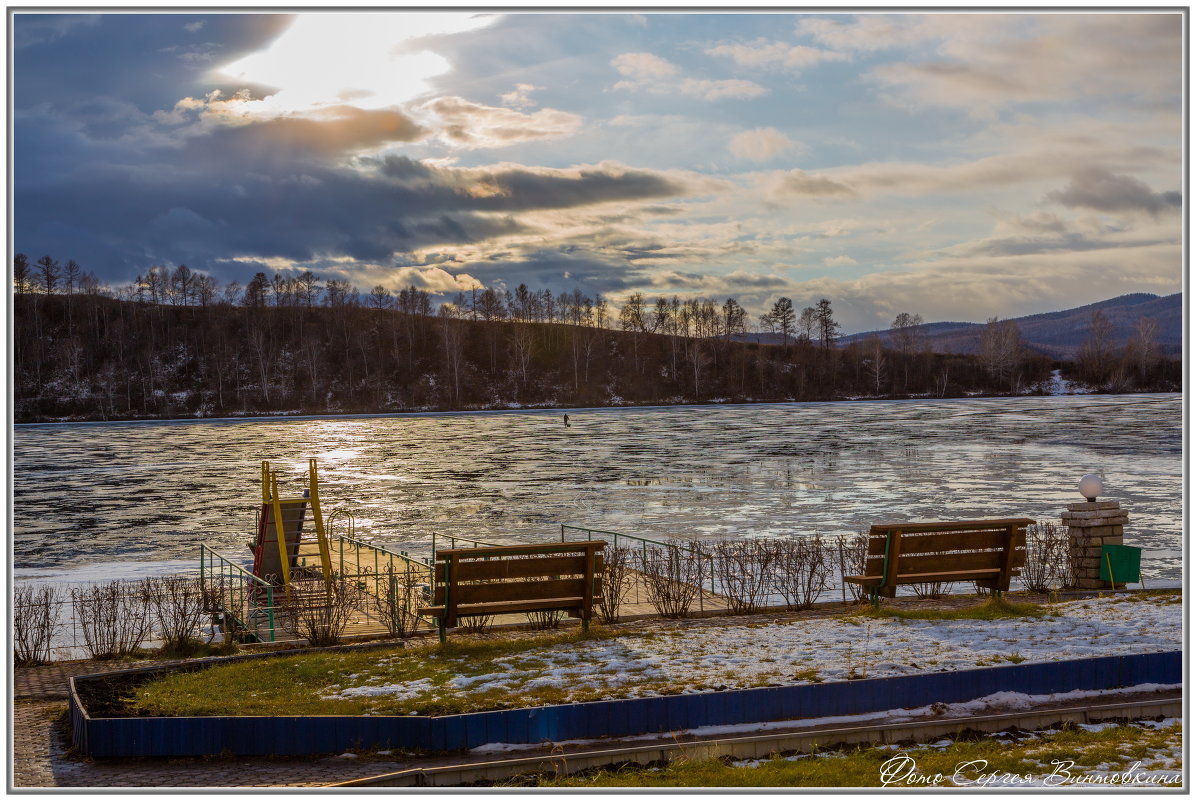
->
xmin=837 ymin=293 xmax=1182 ymax=358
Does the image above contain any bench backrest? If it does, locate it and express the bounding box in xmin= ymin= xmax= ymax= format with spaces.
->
xmin=864 ymin=519 xmax=1033 ymax=590
xmin=430 ymin=540 xmax=605 ymax=627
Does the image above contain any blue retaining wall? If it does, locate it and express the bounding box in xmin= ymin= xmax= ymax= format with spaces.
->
xmin=70 ymin=651 xmax=1181 ymax=758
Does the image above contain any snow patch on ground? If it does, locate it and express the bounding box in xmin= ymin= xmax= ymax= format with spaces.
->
xmin=332 ymin=594 xmax=1181 ymax=709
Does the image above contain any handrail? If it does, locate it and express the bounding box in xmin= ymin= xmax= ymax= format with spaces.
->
xmin=329 ymin=532 xmax=433 ymax=576
xmin=199 ymin=543 xmax=277 ymax=642
xmin=430 ymin=532 xmax=505 ymax=554
xmin=561 ymin=523 xmax=707 ymax=555
xmin=561 ymin=524 xmax=716 ymax=612
xmin=200 ymin=543 xmax=274 ymax=588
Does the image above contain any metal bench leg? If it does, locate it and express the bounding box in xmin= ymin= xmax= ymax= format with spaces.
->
xmin=438 ymin=617 xmax=446 ymax=644
xmin=869 ymin=588 xmax=880 ymax=610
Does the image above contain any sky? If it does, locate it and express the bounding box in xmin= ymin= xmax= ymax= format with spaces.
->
xmin=11 ymin=10 xmax=1184 ymax=333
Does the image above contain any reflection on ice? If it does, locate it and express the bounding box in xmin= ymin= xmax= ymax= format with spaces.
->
xmin=13 ymin=394 xmax=1183 ymax=584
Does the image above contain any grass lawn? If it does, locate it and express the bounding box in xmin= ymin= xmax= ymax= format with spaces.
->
xmin=126 ymin=591 xmax=1180 ymax=719
xmin=531 ymin=720 xmax=1183 ymax=788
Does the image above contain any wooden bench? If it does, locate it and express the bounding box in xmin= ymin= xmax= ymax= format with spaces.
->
xmin=843 ymin=519 xmax=1033 ymax=607
xmin=417 ymin=540 xmax=605 ymax=642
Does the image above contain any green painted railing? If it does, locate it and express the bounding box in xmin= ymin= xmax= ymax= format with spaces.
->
xmin=199 ymin=544 xmax=278 ymax=643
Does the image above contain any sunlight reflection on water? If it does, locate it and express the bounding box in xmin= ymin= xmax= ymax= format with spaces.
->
xmin=13 ymin=394 xmax=1182 ymax=582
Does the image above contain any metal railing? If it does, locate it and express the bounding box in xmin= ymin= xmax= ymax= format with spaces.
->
xmin=560 ymin=524 xmax=717 ymax=612
xmin=200 ymin=543 xmax=279 ymax=643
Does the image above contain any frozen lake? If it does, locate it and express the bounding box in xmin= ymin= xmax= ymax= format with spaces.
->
xmin=12 ymin=394 xmax=1183 ymax=585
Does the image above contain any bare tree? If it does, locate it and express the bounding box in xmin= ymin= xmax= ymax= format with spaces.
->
xmin=1077 ymin=309 xmax=1115 ymax=386
xmin=979 ymin=317 xmax=1023 ymax=390
xmin=72 ymin=580 xmax=154 ymax=659
xmin=142 ymin=575 xmax=212 ymax=654
xmin=890 ymin=312 xmax=924 ymax=356
xmin=835 ymin=533 xmax=869 ymax=603
xmin=286 ymin=575 xmax=363 ymax=647
xmin=1021 ymin=522 xmax=1073 ymax=593
xmin=814 ymin=299 xmax=840 ymax=350
xmin=771 ymin=536 xmax=834 ymax=610
xmin=760 ymin=297 xmax=797 ymax=345
xmin=14 ymin=584 xmax=62 ymax=666
xmin=711 ymin=539 xmax=774 ymax=614
xmin=864 ymin=335 xmax=887 ymax=395
xmin=637 ymin=544 xmax=706 ymax=619
xmin=372 ymin=563 xmax=427 ymax=638
xmin=597 ymin=545 xmax=634 ymax=624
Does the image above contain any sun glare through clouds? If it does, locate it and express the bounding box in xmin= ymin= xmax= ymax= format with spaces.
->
xmin=213 ymin=12 xmax=497 ymax=116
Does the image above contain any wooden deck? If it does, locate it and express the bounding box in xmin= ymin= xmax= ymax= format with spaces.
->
xmin=234 ymin=538 xmax=733 ymax=643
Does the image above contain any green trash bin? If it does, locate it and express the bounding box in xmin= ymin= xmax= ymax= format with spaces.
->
xmin=1099 ymin=544 xmax=1142 ymax=588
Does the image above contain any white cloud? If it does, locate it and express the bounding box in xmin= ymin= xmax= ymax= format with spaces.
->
xmin=611 ymin=51 xmax=679 ymax=81
xmin=611 ymin=51 xmax=766 ymax=102
xmin=499 ymin=83 xmax=542 ymax=111
xmin=728 ymin=128 xmax=797 ymax=161
xmin=680 ymin=79 xmax=768 ymax=101
xmin=706 ymin=38 xmax=849 ymax=71
xmin=419 ymin=96 xmax=582 ymax=149
xmin=184 ymin=20 xmax=206 ymax=33
xmin=867 ymin=14 xmax=1181 ymax=115
xmin=824 ymin=255 xmax=857 ymax=267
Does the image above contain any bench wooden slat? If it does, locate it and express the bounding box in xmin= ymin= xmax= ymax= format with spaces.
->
xmin=855 ymin=518 xmax=1029 ymax=601
xmin=844 ymin=568 xmax=1001 ymax=587
xmin=435 ymin=577 xmax=601 ymax=606
xmin=419 ymin=596 xmax=586 ymax=618
xmin=435 ymin=540 xmax=606 ymax=559
xmin=865 ymin=549 xmax=1026 ymax=576
xmin=435 ymin=554 xmax=602 ymax=583
xmin=866 ymin=529 xmax=1027 ymax=556
xmin=868 ymin=519 xmax=1034 ymax=534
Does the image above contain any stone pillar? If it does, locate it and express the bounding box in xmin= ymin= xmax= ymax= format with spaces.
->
xmin=1062 ymin=501 xmax=1127 ymax=589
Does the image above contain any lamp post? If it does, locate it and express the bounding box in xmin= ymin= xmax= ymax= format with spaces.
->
xmin=1078 ymin=473 xmax=1104 ymax=503
xmin=1063 ymin=474 xmax=1128 ymax=589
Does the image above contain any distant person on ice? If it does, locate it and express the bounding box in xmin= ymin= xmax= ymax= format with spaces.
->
xmin=564 ymin=414 xmax=571 ymax=427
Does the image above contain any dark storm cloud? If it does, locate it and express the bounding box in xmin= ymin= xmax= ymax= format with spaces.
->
xmin=15 ymin=115 xmax=690 ymax=280
xmin=13 ymin=14 xmax=100 ymax=48
xmin=185 ymin=107 xmax=427 ymax=163
xmin=452 ymin=248 xmax=643 ymax=297
xmin=1046 ymin=168 xmax=1181 ymax=217
xmin=13 ymin=11 xmax=696 ymax=283
xmin=14 ymin=14 xmax=293 ymax=114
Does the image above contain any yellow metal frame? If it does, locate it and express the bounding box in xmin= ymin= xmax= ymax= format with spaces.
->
xmin=308 ymin=458 xmax=334 ymax=589
xmin=260 ymin=458 xmax=336 ymax=599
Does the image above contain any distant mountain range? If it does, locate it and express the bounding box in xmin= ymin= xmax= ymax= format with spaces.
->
xmin=750 ymin=293 xmax=1182 ymax=359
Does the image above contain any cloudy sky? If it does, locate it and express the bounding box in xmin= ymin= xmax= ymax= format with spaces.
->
xmin=13 ymin=11 xmax=1183 ymax=332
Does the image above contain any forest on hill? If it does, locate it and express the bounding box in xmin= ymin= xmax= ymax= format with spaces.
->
xmin=11 ymin=259 xmax=1180 ymax=422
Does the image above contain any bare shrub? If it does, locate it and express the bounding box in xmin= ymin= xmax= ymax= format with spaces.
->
xmin=835 ymin=532 xmax=869 ymax=603
xmin=372 ymin=564 xmax=428 ymax=638
xmin=287 ymin=576 xmax=363 ymax=647
xmin=71 ymin=580 xmax=154 ymax=659
xmin=1022 ymin=521 xmax=1073 ymax=593
xmin=141 ymin=575 xmax=212 ymax=654
xmin=910 ymin=581 xmax=948 ymax=599
xmin=771 ymin=535 xmax=834 ymax=610
xmin=636 ymin=543 xmax=706 ymax=619
xmin=457 ymin=614 xmax=494 ymax=634
xmin=597 ymin=545 xmax=634 ymax=624
xmin=525 ymin=609 xmax=565 ymax=630
xmin=14 ymin=584 xmax=62 ymax=666
xmin=711 ymin=539 xmax=773 ymax=614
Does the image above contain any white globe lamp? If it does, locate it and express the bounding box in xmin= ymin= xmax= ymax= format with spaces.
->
xmin=1078 ymin=473 xmax=1104 ymax=503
